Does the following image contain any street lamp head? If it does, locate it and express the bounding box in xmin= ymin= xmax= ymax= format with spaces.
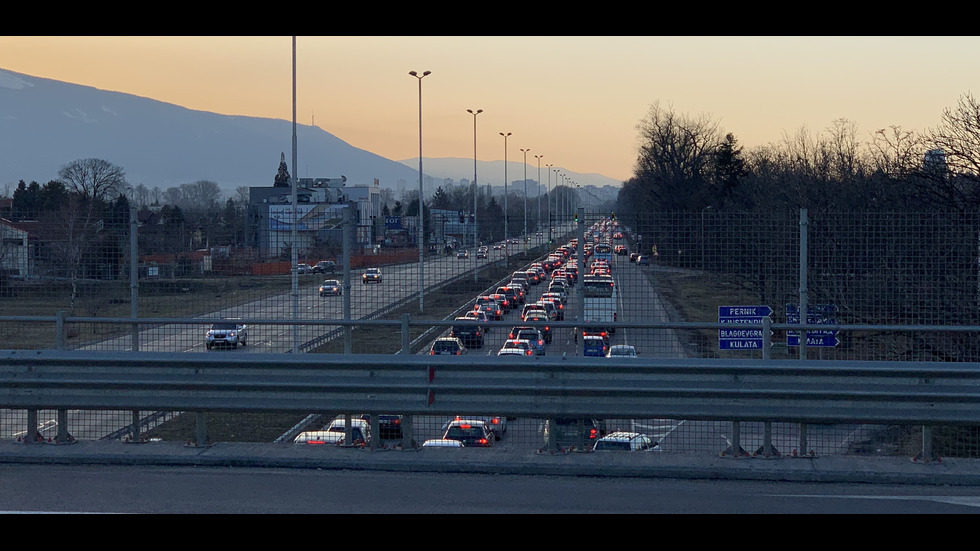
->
xmin=500 ymin=132 xmax=511 ymax=137
xmin=409 ymin=70 xmax=431 ymax=78
xmin=468 ymin=108 xmax=483 ymax=115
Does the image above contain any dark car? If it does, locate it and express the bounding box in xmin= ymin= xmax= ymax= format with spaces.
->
xmin=542 ymin=418 xmax=607 ymax=449
xmin=451 ymin=316 xmax=485 ymax=349
xmin=318 ymin=279 xmax=341 ymax=297
xmin=442 ymin=419 xmax=494 ymax=447
xmin=313 ymin=260 xmax=337 ymax=274
xmin=360 ymin=413 xmax=404 ymax=440
xmin=430 ymin=337 xmax=468 ymax=355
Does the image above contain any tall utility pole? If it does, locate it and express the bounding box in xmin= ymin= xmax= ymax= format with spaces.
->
xmin=467 ymin=108 xmax=482 ymax=282
xmin=534 ymin=154 xmax=543 ymax=240
xmin=500 ymin=132 xmax=511 ymax=265
xmin=520 ymin=148 xmax=530 ymax=253
xmin=410 ymin=70 xmax=430 ymax=313
xmin=290 ymin=36 xmax=299 ymax=352
xmin=546 ymin=163 xmax=554 ymax=246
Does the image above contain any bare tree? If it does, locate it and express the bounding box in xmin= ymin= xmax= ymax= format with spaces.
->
xmin=58 ymin=158 xmax=127 ymax=201
xmin=922 ymin=92 xmax=980 ymax=210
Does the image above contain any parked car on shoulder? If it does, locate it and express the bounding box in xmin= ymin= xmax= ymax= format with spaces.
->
xmin=313 ymin=260 xmax=337 ymax=274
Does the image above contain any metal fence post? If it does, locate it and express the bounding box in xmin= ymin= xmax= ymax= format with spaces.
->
xmin=130 ymin=205 xmax=139 ymax=352
xmin=921 ymin=426 xmax=934 ymax=462
xmin=343 ymin=205 xmax=352 ymax=354
xmin=56 ymin=309 xmax=66 ymax=350
xmin=128 ymin=409 xmax=142 ymax=443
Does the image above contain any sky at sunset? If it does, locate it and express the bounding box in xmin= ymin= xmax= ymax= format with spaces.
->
xmin=2 ymin=36 xmax=978 ymax=183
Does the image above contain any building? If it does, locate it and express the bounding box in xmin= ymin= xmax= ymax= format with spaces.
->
xmin=247 ymin=176 xmax=384 ymax=259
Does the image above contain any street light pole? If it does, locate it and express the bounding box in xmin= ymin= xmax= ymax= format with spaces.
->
xmin=534 ymin=154 xmax=543 ymax=243
xmin=545 ymin=163 xmax=554 ymax=246
xmin=410 ymin=69 xmax=430 ymax=313
xmin=500 ymin=132 xmax=511 ymax=265
xmin=468 ymin=108 xmax=482 ymax=282
xmin=520 ymin=148 xmax=530 ymax=253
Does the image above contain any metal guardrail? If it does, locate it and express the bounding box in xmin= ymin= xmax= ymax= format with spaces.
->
xmin=3 ymin=349 xmax=980 ymax=425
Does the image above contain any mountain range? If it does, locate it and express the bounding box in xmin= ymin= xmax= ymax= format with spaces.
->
xmin=0 ymin=68 xmax=622 ymax=204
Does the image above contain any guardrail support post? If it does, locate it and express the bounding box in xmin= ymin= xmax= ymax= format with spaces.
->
xmin=920 ymin=425 xmax=934 ymax=462
xmin=25 ymin=409 xmax=39 ymax=443
xmin=56 ymin=409 xmax=74 ymax=444
xmin=194 ymin=412 xmax=208 ymax=447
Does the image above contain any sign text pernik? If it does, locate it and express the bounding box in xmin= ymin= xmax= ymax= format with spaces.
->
xmin=718 ymin=306 xmax=772 ymax=350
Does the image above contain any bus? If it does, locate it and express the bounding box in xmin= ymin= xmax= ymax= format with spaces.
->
xmin=593 ymin=243 xmax=613 ymax=264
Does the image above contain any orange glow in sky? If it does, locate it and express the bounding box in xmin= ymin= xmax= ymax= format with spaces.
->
xmin=3 ymin=36 xmax=978 ymax=183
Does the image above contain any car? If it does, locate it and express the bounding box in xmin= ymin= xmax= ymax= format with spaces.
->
xmin=205 ymin=321 xmax=248 ymax=350
xmin=294 ymin=416 xmax=370 ymax=446
xmin=490 ymin=292 xmax=513 ymax=311
xmin=593 ymin=431 xmax=655 ymax=451
xmin=497 ymin=285 xmax=525 ymax=306
xmin=422 ymin=438 xmax=465 ymax=448
xmin=541 ymin=291 xmax=566 ymax=306
xmin=296 ymin=263 xmax=313 ymax=274
xmin=362 ymin=267 xmax=383 ymax=284
xmin=318 ymin=279 xmax=341 ymax=297
xmin=451 ymin=316 xmax=485 ymax=349
xmin=606 ymin=344 xmax=638 ymax=358
xmin=583 ymin=334 xmax=609 ymax=357
xmin=493 ymin=244 xmax=502 ymax=250
xmin=312 ymin=260 xmax=337 ymax=274
xmin=629 ymin=252 xmax=640 ymax=263
xmin=542 ymin=418 xmax=606 ymax=449
xmin=462 ymin=310 xmax=491 ymax=329
xmin=531 ymin=300 xmax=559 ymax=322
xmin=538 ymin=296 xmax=565 ymax=321
xmin=476 ymin=248 xmax=489 ymax=259
xmin=430 ymin=337 xmax=468 ymax=355
xmin=514 ymin=328 xmax=546 ymax=355
xmin=360 ymin=414 xmax=404 ymax=440
xmin=499 ymin=339 xmax=535 ymax=356
xmin=637 ymin=255 xmax=650 ymax=266
xmin=473 ymin=298 xmax=503 ymax=321
xmin=457 ymin=250 xmax=469 ymax=259
xmin=523 ymin=313 xmax=552 ymax=344
xmin=446 ymin=415 xmax=507 ymax=441
xmin=441 ymin=419 xmax=494 ymax=447
xmin=521 ymin=304 xmax=549 ymax=321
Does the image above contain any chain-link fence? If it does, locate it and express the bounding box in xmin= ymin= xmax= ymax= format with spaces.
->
xmin=3 ymin=207 xmax=979 ymax=458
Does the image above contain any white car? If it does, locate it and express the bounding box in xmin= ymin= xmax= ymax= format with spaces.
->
xmin=422 ymin=438 xmax=465 ymax=448
xmin=498 ymin=339 xmax=534 ymax=356
xmin=606 ymin=345 xmax=638 ymax=358
xmin=294 ymin=416 xmax=370 ymax=446
xmin=205 ymin=321 xmax=248 ymax=350
xmin=593 ymin=431 xmax=655 ymax=451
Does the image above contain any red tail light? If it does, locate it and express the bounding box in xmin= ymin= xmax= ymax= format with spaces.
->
xmin=589 ymin=429 xmax=598 ymax=439
xmin=478 ymin=439 xmax=488 ymax=445
xmin=526 ymin=349 xmax=533 ymax=355
xmin=430 ymin=350 xmax=435 ymax=355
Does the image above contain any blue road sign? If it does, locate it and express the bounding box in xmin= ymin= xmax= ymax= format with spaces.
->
xmin=786 ymin=303 xmax=839 ymax=347
xmin=718 ymin=305 xmax=772 ymax=350
xmin=385 ymin=216 xmax=402 ymax=230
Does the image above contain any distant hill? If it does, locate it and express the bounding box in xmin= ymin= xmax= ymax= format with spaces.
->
xmin=0 ymin=68 xmax=422 ymax=197
xmin=0 ymin=68 xmax=623 ymax=204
